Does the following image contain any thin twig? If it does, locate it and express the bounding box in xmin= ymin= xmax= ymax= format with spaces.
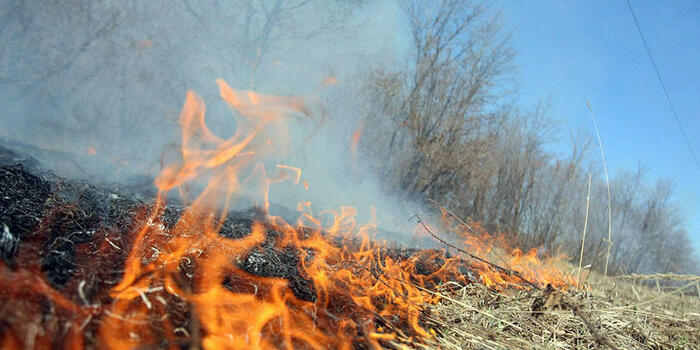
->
xmin=568 ymin=301 xmax=621 ymax=350
xmin=428 ymin=198 xmax=512 ymax=271
xmin=410 ymin=214 xmax=540 ymax=290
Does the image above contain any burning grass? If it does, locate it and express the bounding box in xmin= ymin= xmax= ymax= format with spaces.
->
xmin=0 ymin=161 xmax=512 ymax=349
xmin=1 ymin=80 xmax=699 ymax=349
xmin=2 ymin=161 xmax=698 ymax=349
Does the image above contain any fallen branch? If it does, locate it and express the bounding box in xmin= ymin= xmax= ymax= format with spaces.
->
xmin=410 ymin=214 xmax=540 ymax=290
xmin=533 ymin=285 xmax=621 ymax=350
xmin=427 ymin=198 xmax=511 ymax=270
xmin=413 ymin=213 xmax=621 ymax=350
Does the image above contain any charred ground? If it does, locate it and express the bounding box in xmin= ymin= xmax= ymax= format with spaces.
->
xmin=2 ymin=144 xmax=698 ymax=350
xmin=0 ymin=145 xmax=474 ymax=348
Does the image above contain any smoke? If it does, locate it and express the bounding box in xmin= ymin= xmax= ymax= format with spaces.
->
xmin=0 ymin=0 xmax=430 ymax=239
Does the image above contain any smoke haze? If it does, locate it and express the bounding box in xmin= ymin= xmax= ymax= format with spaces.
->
xmin=0 ymin=0 xmax=427 ymax=237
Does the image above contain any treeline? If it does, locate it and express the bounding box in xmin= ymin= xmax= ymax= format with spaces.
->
xmin=359 ymin=0 xmax=699 ymax=275
xmin=2 ymin=0 xmax=696 ymax=275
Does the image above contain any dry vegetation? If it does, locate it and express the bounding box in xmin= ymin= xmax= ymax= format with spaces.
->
xmin=2 ymin=0 xmax=696 ymax=277
xmin=1 ymin=156 xmax=698 ymax=349
xmin=2 ymin=1 xmax=699 ymax=349
xmin=359 ymin=0 xmax=700 ymax=277
xmin=354 ymin=4 xmax=700 ymax=347
xmin=427 ymin=271 xmax=700 ymax=350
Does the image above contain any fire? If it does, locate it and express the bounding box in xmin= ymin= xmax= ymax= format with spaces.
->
xmin=0 ymin=79 xmax=574 ymax=349
xmin=133 ymin=39 xmax=154 ymax=57
xmin=438 ymin=209 xmax=575 ymax=289
xmin=323 ymin=76 xmax=338 ymax=86
xmin=97 ymin=79 xmax=444 ymax=349
xmin=349 ymin=122 xmax=364 ymax=161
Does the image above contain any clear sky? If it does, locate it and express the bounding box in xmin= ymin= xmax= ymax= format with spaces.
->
xmin=498 ymin=0 xmax=700 ymax=252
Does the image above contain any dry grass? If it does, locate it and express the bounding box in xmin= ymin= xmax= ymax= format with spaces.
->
xmin=423 ymin=269 xmax=700 ymax=350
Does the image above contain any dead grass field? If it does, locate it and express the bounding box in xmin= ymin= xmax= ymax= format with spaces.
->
xmin=420 ymin=269 xmax=700 ymax=350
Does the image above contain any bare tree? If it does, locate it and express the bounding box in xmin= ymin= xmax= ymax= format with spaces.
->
xmin=360 ymin=1 xmax=698 ymax=275
xmin=364 ymin=0 xmax=515 ymax=209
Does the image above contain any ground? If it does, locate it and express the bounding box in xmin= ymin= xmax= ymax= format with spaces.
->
xmin=1 ymin=145 xmax=699 ymax=349
xmin=428 ymin=270 xmax=700 ymax=350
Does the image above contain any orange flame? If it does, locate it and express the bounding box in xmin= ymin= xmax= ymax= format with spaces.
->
xmin=0 ymin=78 xmax=573 ymax=349
xmin=439 ymin=209 xmax=574 ymax=289
xmin=350 ymin=122 xmax=364 ymax=161
xmin=98 ymin=79 xmax=444 ymax=348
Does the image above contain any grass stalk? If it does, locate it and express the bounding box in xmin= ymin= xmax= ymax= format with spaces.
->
xmin=577 ymin=172 xmax=592 ymax=288
xmin=586 ymin=100 xmax=613 ymax=277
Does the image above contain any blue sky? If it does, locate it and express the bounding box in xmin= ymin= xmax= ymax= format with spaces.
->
xmin=498 ymin=0 xmax=700 ymax=251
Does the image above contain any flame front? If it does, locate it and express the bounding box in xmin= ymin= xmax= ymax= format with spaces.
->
xmin=0 ymin=79 xmax=574 ymax=349
xmin=99 ymin=79 xmax=442 ymax=349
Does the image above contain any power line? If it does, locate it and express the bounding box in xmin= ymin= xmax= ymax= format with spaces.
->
xmin=625 ymin=0 xmax=700 ymax=173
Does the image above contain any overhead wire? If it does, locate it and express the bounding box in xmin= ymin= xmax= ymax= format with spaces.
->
xmin=625 ymin=0 xmax=700 ymax=172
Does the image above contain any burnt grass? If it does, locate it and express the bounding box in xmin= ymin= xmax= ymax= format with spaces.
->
xmin=0 ymin=145 xmax=470 ymax=348
xmin=0 ymin=145 xmax=319 ymax=295
xmin=3 ymin=145 xmax=699 ymax=350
